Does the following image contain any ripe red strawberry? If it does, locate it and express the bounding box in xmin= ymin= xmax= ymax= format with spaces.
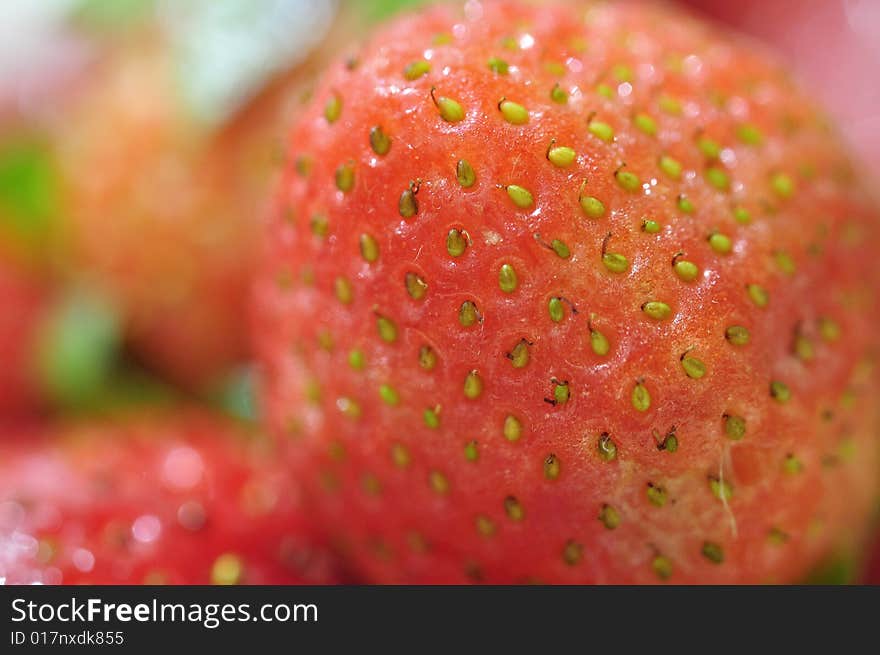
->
xmin=0 ymin=260 xmax=49 ymax=416
xmin=254 ymin=0 xmax=880 ymax=583
xmin=0 ymin=411 xmax=344 ymax=584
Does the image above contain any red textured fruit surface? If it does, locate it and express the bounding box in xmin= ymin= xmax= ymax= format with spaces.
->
xmin=254 ymin=0 xmax=880 ymax=583
xmin=0 ymin=411 xmax=343 ymax=584
xmin=53 ymin=35 xmax=259 ymax=389
xmin=0 ymin=260 xmax=48 ymax=417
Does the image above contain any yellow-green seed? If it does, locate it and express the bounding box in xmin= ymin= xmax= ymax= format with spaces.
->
xmin=404 ymin=60 xmax=431 ymax=80
xmin=498 ymin=264 xmax=518 ymax=293
xmin=737 ymin=123 xmax=763 ymax=146
xmin=369 ymin=126 xmax=391 ymax=155
xmin=702 ymin=542 xmax=724 ymax=564
xmin=429 ymin=471 xmax=449 ymax=495
xmin=456 ymin=159 xmax=476 ymax=187
xmin=591 ymin=328 xmax=610 ymax=356
xmin=615 ymin=169 xmax=641 ymax=192
xmin=633 ymin=112 xmax=657 ymax=136
xmin=399 ymin=187 xmax=418 ymax=218
xmin=794 ymin=335 xmax=814 ymax=361
xmin=550 ymin=83 xmax=568 ymax=104
xmin=589 ymin=120 xmax=615 ymax=142
xmin=376 ymin=315 xmax=397 ymax=343
xmin=659 ymin=155 xmax=682 ymax=179
xmin=819 ymin=318 xmax=840 ymax=342
xmin=295 ymin=155 xmax=312 ymax=177
xmin=405 ymin=272 xmax=427 ymax=300
xmin=487 ymin=57 xmax=509 ymax=74
xmin=747 ymin=284 xmax=769 ymax=308
xmin=643 ymin=219 xmax=661 ymax=234
xmin=733 ymin=206 xmax=751 ymax=224
xmin=418 ymin=345 xmax=437 ymax=371
xmin=464 ymin=440 xmax=479 ymax=462
xmin=709 ymin=232 xmax=733 ymax=254
xmin=317 ymin=330 xmax=334 ymax=352
xmin=311 ymin=214 xmax=328 ymax=237
xmin=771 ymin=172 xmax=795 ymax=198
xmin=580 ymin=195 xmax=606 ymax=219
xmin=359 ymin=233 xmax=379 ymax=262
xmin=338 ymin=397 xmax=361 ymax=419
xmin=544 ymin=61 xmax=565 ymax=76
xmin=563 ymin=540 xmax=583 ymax=566
xmin=507 ymin=339 xmax=530 ymax=368
xmin=335 ymin=162 xmax=355 ymax=193
xmin=544 ymin=454 xmax=561 ymax=480
xmin=646 ymin=483 xmax=667 ymax=507
xmin=499 ymin=100 xmax=529 ymax=125
xmin=653 ymin=555 xmax=673 ymax=580
xmin=597 ymin=433 xmax=617 ymax=462
xmin=550 ymin=239 xmax=570 ymax=258
xmin=348 ymin=349 xmax=365 ymax=371
xmin=674 ymin=258 xmax=699 ymax=282
xmin=770 ymin=381 xmax=791 ymax=403
xmin=324 ymin=93 xmax=342 ymax=123
xmin=612 ymin=63 xmax=633 ymax=82
xmin=697 ymin=136 xmax=721 ymax=159
xmin=503 ymin=415 xmax=523 ymax=442
xmin=548 ymin=145 xmax=577 ymax=168
xmin=464 ymin=370 xmax=483 ymax=399
xmin=681 ymin=355 xmax=706 ymax=379
xmin=603 ymin=252 xmax=629 ymax=273
xmin=783 ymin=454 xmax=803 ymax=475
xmin=709 ymin=477 xmax=733 ymax=501
xmin=211 ymin=554 xmax=243 ymax=585
xmin=446 ymin=228 xmax=468 ymax=257
xmin=434 ymin=91 xmax=465 ymax=123
xmin=459 ymin=301 xmax=479 ymax=327
xmin=334 ymin=276 xmax=353 ymax=304
xmin=632 ymin=382 xmax=651 ymax=412
xmin=391 ymin=443 xmax=410 ymax=468
xmin=506 ymin=184 xmax=534 ymax=208
xmin=553 ymin=382 xmax=570 ymax=405
xmin=379 ymin=384 xmax=399 ymax=405
xmin=768 ymin=527 xmax=789 ymax=545
xmin=659 ymin=92 xmax=682 ymax=113
xmin=706 ymin=167 xmax=730 ymax=191
xmin=724 ymin=414 xmax=746 ymax=441
xmin=774 ymin=251 xmax=796 ymax=275
xmin=598 ymin=504 xmax=620 ymax=529
xmin=596 ymin=83 xmax=613 ymax=99
xmin=725 ymin=325 xmax=750 ymax=346
xmin=677 ymin=195 xmax=695 ymax=213
xmin=423 ymin=407 xmax=440 ymax=429
xmin=476 ymin=515 xmax=494 ymax=536
xmin=642 ymin=301 xmax=671 ymax=320
xmin=548 ymin=297 xmax=565 ymax=322
xmin=504 ymin=496 xmax=524 ymax=521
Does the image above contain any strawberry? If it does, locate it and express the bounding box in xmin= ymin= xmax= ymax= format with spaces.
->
xmin=49 ymin=4 xmax=351 ymax=390
xmin=0 ymin=411 xmax=344 ymax=584
xmin=253 ymin=0 xmax=880 ymax=583
xmin=0 ymin=260 xmax=49 ymax=416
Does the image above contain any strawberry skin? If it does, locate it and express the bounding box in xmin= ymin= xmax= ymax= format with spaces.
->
xmin=0 ymin=411 xmax=343 ymax=585
xmin=254 ymin=0 xmax=880 ymax=584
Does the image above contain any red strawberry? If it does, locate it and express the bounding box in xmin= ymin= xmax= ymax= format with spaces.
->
xmin=254 ymin=0 xmax=880 ymax=583
xmin=0 ymin=411 xmax=344 ymax=584
xmin=0 ymin=260 xmax=50 ymax=416
xmin=50 ymin=7 xmax=357 ymax=390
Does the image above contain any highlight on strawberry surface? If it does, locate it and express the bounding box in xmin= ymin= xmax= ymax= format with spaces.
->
xmin=0 ymin=0 xmax=879 ymax=587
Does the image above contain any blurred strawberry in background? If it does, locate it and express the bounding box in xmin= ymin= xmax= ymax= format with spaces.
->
xmin=0 ymin=409 xmax=345 ymax=584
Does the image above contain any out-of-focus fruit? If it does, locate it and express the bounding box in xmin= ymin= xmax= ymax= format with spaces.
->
xmin=0 ymin=410 xmax=344 ymax=584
